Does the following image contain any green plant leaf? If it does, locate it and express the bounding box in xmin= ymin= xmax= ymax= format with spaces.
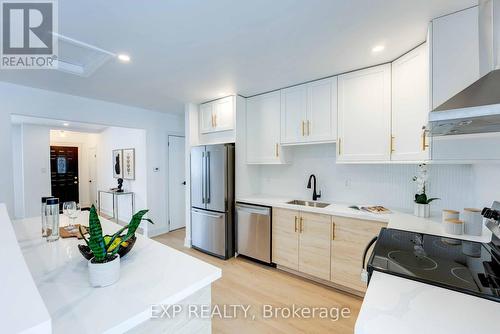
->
xmin=122 ymin=210 xmax=150 ymax=242
xmin=426 ymin=197 xmax=440 ymax=204
xmin=88 ymin=205 xmax=106 ymax=262
xmin=79 ymin=225 xmax=89 ymax=246
xmin=414 ymin=193 xmax=428 ymax=204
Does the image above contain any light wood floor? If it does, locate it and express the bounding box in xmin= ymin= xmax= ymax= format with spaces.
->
xmin=154 ymin=229 xmax=362 ymax=334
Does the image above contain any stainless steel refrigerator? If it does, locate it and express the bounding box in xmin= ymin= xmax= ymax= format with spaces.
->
xmin=190 ymin=144 xmax=234 ymax=259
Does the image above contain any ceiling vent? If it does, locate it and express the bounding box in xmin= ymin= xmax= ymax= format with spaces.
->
xmin=53 ymin=33 xmax=116 ymax=77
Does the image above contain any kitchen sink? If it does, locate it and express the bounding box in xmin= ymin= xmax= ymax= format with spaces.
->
xmin=286 ymin=200 xmax=330 ymax=208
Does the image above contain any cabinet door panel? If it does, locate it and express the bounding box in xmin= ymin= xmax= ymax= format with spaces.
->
xmin=306 ymin=77 xmax=337 ymax=143
xmin=272 ymin=208 xmax=299 ymax=270
xmin=337 ymin=64 xmax=391 ymax=162
xmin=199 ymin=103 xmax=214 ymax=134
xmin=298 ymin=212 xmax=331 ymax=280
xmin=280 ymin=85 xmax=307 ymax=144
xmin=246 ymin=92 xmax=283 ymax=164
xmin=330 ymin=216 xmax=386 ymax=292
xmin=213 ymin=96 xmax=234 ymax=132
xmin=392 ymin=43 xmax=430 ymax=162
xmin=432 ymin=6 xmax=479 ymax=109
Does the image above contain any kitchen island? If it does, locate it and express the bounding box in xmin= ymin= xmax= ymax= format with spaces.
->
xmin=6 ymin=204 xmax=221 ymax=334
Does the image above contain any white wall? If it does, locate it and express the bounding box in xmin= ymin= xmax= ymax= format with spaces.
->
xmin=19 ymin=124 xmax=51 ymax=218
xmin=11 ymin=125 xmax=24 ymax=219
xmin=96 ymin=127 xmax=147 ymax=228
xmin=0 ymin=82 xmax=184 ymax=236
xmin=472 ymin=163 xmax=500 ymax=209
xmin=245 ymin=144 xmax=478 ymax=214
xmin=50 ymin=130 xmax=99 ymax=208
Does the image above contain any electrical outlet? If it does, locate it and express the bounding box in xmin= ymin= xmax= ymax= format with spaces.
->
xmin=344 ymin=178 xmax=351 ymax=188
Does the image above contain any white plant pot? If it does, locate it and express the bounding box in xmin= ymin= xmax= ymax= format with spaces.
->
xmin=414 ymin=203 xmax=430 ymax=218
xmin=88 ymin=254 xmax=120 ymax=287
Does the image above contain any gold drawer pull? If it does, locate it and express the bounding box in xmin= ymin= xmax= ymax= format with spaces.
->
xmin=422 ymin=128 xmax=429 ymax=151
xmin=299 ymin=217 xmax=304 ymax=233
xmin=390 ymin=136 xmax=395 ymax=153
xmin=294 ymin=216 xmax=298 ymax=232
xmin=275 ymin=143 xmax=279 ymax=157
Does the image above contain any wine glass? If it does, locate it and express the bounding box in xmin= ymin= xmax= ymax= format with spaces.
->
xmin=63 ymin=201 xmax=80 ymax=231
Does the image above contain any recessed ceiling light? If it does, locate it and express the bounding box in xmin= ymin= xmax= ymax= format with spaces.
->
xmin=117 ymin=54 xmax=131 ymax=63
xmin=372 ymin=45 xmax=385 ymax=53
xmin=63 ymin=122 xmax=69 ymax=127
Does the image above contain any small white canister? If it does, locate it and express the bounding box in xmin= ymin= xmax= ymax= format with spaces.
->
xmin=442 ymin=210 xmax=459 ymax=223
xmin=444 ymin=218 xmax=464 ymax=235
xmin=463 ymin=208 xmax=483 ymax=236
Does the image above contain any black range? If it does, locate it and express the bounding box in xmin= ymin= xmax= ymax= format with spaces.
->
xmin=367 ymin=227 xmax=500 ymax=303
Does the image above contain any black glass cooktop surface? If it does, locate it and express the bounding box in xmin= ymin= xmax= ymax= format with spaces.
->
xmin=368 ymin=228 xmax=500 ymax=303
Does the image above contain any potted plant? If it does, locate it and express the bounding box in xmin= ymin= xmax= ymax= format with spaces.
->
xmin=412 ymin=164 xmax=439 ymax=218
xmin=79 ymin=206 xmax=152 ymax=287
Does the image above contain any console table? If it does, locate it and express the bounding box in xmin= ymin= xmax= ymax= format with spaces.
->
xmin=97 ymin=190 xmax=135 ymax=224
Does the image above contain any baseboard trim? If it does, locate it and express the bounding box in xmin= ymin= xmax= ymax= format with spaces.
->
xmin=148 ymin=226 xmax=170 ymax=237
xmin=184 ymin=237 xmax=192 ymax=248
xmin=276 ymin=265 xmax=365 ymax=298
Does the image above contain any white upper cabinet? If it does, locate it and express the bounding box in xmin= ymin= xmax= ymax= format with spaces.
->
xmin=431 ymin=6 xmax=480 ymax=109
xmin=246 ymin=92 xmax=287 ymax=164
xmin=199 ymin=96 xmax=235 ymax=134
xmin=280 ymin=77 xmax=337 ymax=145
xmin=391 ymin=43 xmax=430 ymax=162
xmin=306 ymin=77 xmax=338 ymax=143
xmin=337 ymin=64 xmax=392 ymax=162
xmin=280 ymin=85 xmax=307 ymax=144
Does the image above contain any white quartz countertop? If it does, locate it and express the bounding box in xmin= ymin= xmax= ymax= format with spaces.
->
xmin=355 ymin=271 xmax=500 ymax=334
xmin=237 ymin=195 xmax=492 ymax=242
xmin=12 ymin=211 xmax=221 ymax=334
xmin=0 ymin=204 xmax=51 ymax=334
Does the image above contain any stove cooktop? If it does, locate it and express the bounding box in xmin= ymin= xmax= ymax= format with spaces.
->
xmin=368 ymin=228 xmax=500 ymax=303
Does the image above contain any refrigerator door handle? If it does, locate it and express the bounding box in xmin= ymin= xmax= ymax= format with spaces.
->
xmin=192 ymin=209 xmax=223 ymax=219
xmin=206 ymin=151 xmax=211 ymax=204
xmin=201 ymin=151 xmax=205 ymax=204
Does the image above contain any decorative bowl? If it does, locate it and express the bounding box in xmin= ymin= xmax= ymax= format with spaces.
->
xmin=78 ymin=236 xmax=137 ymax=260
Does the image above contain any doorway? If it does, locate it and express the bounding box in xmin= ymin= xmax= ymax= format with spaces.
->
xmin=88 ymin=147 xmax=97 ymax=207
xmin=50 ymin=146 xmax=79 ymax=208
xmin=168 ymin=135 xmax=186 ymax=231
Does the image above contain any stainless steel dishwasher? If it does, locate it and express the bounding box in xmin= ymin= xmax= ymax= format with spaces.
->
xmin=235 ymin=203 xmax=272 ymax=264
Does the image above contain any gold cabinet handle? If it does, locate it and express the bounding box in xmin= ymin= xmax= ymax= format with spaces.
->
xmin=299 ymin=217 xmax=304 ymax=233
xmin=390 ymin=136 xmax=395 ymax=153
xmin=275 ymin=143 xmax=279 ymax=158
xmin=422 ymin=128 xmax=429 ymax=151
xmin=332 ymin=223 xmax=335 ymax=240
xmin=294 ymin=216 xmax=298 ymax=232
xmin=301 ymin=121 xmax=305 ymax=136
xmin=307 ymin=120 xmax=310 ymax=136
xmin=214 ymin=113 xmax=217 ymax=127
xmin=338 ymin=138 xmax=342 ymax=155
xmin=211 ymin=113 xmax=215 ymax=128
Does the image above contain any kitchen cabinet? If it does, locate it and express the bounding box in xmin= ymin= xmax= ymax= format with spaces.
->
xmin=272 ymin=208 xmax=332 ymax=281
xmin=337 ymin=64 xmax=392 ymax=162
xmin=272 ymin=207 xmax=386 ymax=293
xmin=330 ymin=216 xmax=386 ymax=292
xmin=298 ymin=211 xmax=331 ymax=280
xmin=246 ymin=92 xmax=287 ymax=164
xmin=272 ymin=208 xmax=300 ymax=270
xmin=431 ymin=6 xmax=479 ymax=109
xmin=199 ymin=96 xmax=235 ymax=134
xmin=280 ymin=77 xmax=337 ymax=145
xmin=391 ymin=43 xmax=430 ymax=162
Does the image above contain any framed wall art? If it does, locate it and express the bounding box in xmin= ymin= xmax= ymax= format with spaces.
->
xmin=122 ymin=148 xmax=135 ymax=180
xmin=112 ymin=149 xmax=123 ymax=178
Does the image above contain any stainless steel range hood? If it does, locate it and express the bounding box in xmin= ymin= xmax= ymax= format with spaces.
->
xmin=429 ymin=0 xmax=500 ymax=136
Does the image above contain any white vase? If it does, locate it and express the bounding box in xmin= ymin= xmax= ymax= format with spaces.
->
xmin=414 ymin=203 xmax=430 ymax=218
xmin=88 ymin=254 xmax=120 ymax=287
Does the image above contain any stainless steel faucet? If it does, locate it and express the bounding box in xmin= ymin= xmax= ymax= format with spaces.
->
xmin=307 ymin=174 xmax=321 ymax=201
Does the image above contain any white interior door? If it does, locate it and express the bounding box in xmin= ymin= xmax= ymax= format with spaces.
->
xmin=168 ymin=136 xmax=186 ymax=231
xmin=88 ymin=147 xmax=97 ymax=208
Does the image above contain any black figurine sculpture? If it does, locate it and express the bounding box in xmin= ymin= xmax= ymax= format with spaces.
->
xmin=117 ymin=178 xmax=124 ymax=192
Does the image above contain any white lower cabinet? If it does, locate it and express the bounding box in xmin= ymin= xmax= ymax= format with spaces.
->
xmin=337 ymin=64 xmax=392 ymax=162
xmin=391 ymin=43 xmax=430 ymax=162
xmin=246 ymin=92 xmax=287 ymax=164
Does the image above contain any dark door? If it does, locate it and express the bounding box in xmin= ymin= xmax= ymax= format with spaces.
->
xmin=50 ymin=146 xmax=79 ymax=208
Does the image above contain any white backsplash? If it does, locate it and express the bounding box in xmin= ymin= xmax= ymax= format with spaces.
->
xmin=256 ymin=144 xmax=477 ymax=212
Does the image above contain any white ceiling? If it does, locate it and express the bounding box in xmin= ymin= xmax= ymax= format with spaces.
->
xmin=0 ymin=0 xmax=477 ymax=113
